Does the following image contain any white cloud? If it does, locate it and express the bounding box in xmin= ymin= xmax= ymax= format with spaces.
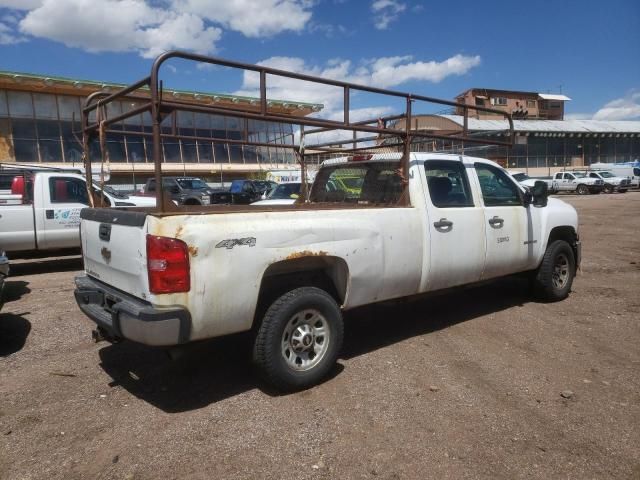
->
xmin=565 ymin=91 xmax=640 ymax=121
xmin=593 ymin=91 xmax=640 ymax=121
xmin=236 ymin=53 xmax=481 ymax=146
xmin=0 ymin=0 xmax=43 ymax=9
xmin=16 ymin=0 xmax=222 ymax=58
xmin=171 ymin=0 xmax=313 ymax=37
xmin=1 ymin=0 xmax=313 ymax=58
xmin=0 ymin=20 xmax=26 ymax=44
xmin=371 ymin=0 xmax=406 ymax=30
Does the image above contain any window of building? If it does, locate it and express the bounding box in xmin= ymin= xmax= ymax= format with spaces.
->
xmin=526 ymin=100 xmax=537 ymax=108
xmin=0 ymin=90 xmax=8 ymax=116
xmin=490 ymin=97 xmax=508 ymax=106
xmin=475 ymin=97 xmax=485 ymax=106
xmin=424 ymin=160 xmax=474 ymax=208
xmin=7 ymin=91 xmax=34 ymax=118
xmin=549 ymin=102 xmax=562 ymax=109
xmin=33 ymin=93 xmax=58 ymax=119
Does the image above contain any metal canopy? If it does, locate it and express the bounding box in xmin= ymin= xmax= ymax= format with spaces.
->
xmin=82 ymin=50 xmax=514 ymax=213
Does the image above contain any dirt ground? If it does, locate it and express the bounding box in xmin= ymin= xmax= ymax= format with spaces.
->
xmin=1 ymin=193 xmax=639 ymax=480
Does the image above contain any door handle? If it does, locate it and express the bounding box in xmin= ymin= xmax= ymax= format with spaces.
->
xmin=488 ymin=216 xmax=504 ymax=227
xmin=46 ymin=209 xmax=54 ymax=219
xmin=433 ymin=218 xmax=453 ymax=230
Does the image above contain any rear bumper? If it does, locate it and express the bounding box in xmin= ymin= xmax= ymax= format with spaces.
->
xmin=74 ymin=275 xmax=191 ymax=346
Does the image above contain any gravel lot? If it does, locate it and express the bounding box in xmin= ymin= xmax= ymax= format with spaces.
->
xmin=1 ymin=193 xmax=639 ymax=480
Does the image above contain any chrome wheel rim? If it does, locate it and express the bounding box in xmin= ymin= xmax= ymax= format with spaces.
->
xmin=281 ymin=309 xmax=330 ymax=371
xmin=552 ymin=253 xmax=570 ymax=290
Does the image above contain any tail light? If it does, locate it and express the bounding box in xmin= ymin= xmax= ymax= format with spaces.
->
xmin=146 ymin=235 xmax=190 ymax=294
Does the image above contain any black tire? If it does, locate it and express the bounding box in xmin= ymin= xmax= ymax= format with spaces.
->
xmin=603 ymin=184 xmax=613 ymax=194
xmin=253 ymin=286 xmax=344 ymax=391
xmin=576 ymin=184 xmax=589 ymax=195
xmin=533 ymin=240 xmax=576 ymax=302
xmin=619 ymin=189 xmax=627 ymax=194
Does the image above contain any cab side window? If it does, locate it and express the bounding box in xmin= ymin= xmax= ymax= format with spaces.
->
xmin=49 ymin=177 xmax=89 ymax=204
xmin=474 ymin=163 xmax=522 ymax=206
xmin=424 ymin=161 xmax=474 ymax=208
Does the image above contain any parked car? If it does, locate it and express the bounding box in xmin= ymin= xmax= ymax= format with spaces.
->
xmin=74 ymin=152 xmax=580 ymax=391
xmin=251 ymin=182 xmax=302 ymax=205
xmin=552 ymin=171 xmax=604 ymax=194
xmin=586 ymin=171 xmax=630 ymax=193
xmin=210 ymin=179 xmax=269 ymax=204
xmin=143 ymin=177 xmax=212 ymax=205
xmin=0 ymin=250 xmax=8 ymax=310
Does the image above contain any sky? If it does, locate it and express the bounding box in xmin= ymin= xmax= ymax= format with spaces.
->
xmin=0 ymin=0 xmax=639 ymax=124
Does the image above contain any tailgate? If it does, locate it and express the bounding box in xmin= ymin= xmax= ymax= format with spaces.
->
xmin=80 ymin=208 xmax=149 ymax=300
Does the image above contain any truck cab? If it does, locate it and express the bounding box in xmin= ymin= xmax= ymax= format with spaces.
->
xmin=0 ymin=169 xmax=154 ymax=254
xmin=553 ymin=171 xmax=603 ymax=195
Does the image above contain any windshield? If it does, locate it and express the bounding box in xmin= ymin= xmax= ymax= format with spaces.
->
xmin=598 ymin=171 xmax=615 ymax=178
xmin=268 ymin=183 xmax=301 ymax=199
xmin=573 ymin=172 xmax=586 ymax=178
xmin=94 ymin=183 xmax=128 ymax=199
xmin=177 ymin=178 xmax=208 ymax=190
xmin=512 ymin=173 xmax=529 ymax=181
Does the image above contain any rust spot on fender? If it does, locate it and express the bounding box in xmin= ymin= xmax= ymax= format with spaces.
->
xmin=188 ymin=245 xmax=198 ymax=257
xmin=175 ymin=224 xmax=185 ymax=238
xmin=285 ymin=250 xmax=328 ymax=260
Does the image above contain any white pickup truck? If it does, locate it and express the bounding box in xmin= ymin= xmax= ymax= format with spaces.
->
xmin=0 ymin=171 xmax=155 ymax=254
xmin=74 ymin=153 xmax=581 ymax=390
xmin=552 ymin=171 xmax=604 ymax=195
xmin=586 ymin=171 xmax=630 ymax=193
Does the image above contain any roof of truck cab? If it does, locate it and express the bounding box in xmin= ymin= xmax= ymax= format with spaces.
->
xmin=320 ymin=152 xmax=500 ymax=168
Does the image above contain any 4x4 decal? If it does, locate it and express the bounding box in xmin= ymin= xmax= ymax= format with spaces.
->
xmin=215 ymin=237 xmax=257 ymax=249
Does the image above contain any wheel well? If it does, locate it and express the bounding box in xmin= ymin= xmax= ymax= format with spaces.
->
xmin=253 ymin=256 xmax=349 ymax=330
xmin=548 ymin=226 xmax=578 ymax=261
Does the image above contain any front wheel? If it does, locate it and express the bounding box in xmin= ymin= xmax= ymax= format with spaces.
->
xmin=253 ymin=287 xmax=344 ymax=391
xmin=532 ymin=240 xmax=576 ymax=302
xmin=619 ymin=189 xmax=627 ymax=194
xmin=603 ymin=184 xmax=613 ymax=194
xmin=576 ymin=184 xmax=589 ymax=195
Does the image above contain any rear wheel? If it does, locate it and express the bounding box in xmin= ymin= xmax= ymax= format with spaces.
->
xmin=533 ymin=240 xmax=575 ymax=302
xmin=253 ymin=287 xmax=343 ymax=391
xmin=576 ymin=184 xmax=589 ymax=195
xmin=603 ymin=184 xmax=613 ymax=194
xmin=619 ymin=189 xmax=627 ymax=194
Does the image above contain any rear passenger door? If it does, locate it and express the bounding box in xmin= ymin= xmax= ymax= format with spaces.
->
xmin=474 ymin=163 xmax=536 ymax=278
xmin=422 ymin=160 xmax=486 ymax=291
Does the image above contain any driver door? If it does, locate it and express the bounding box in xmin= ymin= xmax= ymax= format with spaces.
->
xmin=474 ymin=163 xmax=540 ymax=278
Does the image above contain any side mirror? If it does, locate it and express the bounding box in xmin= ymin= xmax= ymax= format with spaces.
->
xmin=529 ymin=181 xmax=548 ymax=207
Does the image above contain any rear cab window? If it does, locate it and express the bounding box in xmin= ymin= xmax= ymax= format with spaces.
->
xmin=310 ymin=161 xmax=403 ymax=205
